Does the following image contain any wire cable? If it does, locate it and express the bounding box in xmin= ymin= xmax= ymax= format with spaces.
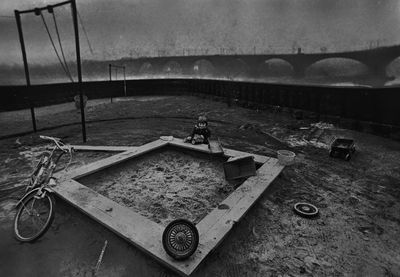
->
xmin=40 ymin=13 xmax=74 ymax=83
xmin=51 ymin=10 xmax=74 ymax=82
xmin=77 ymin=10 xmax=94 ymax=55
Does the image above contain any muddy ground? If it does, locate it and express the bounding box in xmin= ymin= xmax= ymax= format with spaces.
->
xmin=0 ymin=95 xmax=400 ymax=277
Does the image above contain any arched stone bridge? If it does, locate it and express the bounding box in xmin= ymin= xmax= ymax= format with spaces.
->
xmin=128 ymin=45 xmax=400 ymax=78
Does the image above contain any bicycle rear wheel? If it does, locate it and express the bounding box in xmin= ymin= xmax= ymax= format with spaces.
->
xmin=14 ymin=190 xmax=55 ymax=242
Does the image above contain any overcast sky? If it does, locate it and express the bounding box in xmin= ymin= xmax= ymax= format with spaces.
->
xmin=1 ymin=0 xmax=400 ymax=67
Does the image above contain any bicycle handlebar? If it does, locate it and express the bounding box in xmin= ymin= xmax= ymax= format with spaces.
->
xmin=40 ymin=135 xmax=68 ymax=151
xmin=40 ymin=135 xmax=74 ymax=171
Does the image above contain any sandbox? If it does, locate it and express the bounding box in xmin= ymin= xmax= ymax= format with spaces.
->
xmin=53 ymin=138 xmax=284 ymax=276
xmin=78 ymin=147 xmax=244 ymax=226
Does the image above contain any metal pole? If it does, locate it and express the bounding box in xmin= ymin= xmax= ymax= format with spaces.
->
xmin=71 ymin=0 xmax=86 ymax=142
xmin=15 ymin=10 xmax=37 ymax=133
xmin=123 ymin=66 xmax=126 ymax=97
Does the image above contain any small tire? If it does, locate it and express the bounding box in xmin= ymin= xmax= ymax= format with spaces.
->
xmin=14 ymin=190 xmax=55 ymax=243
xmin=162 ymin=219 xmax=199 ymax=260
xmin=345 ymin=153 xmax=351 ymax=161
xmin=293 ymin=202 xmax=319 ymax=218
xmin=329 ymin=150 xmax=334 ymax=157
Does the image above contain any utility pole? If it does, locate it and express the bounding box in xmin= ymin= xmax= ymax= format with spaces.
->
xmin=14 ymin=10 xmax=37 ymax=133
xmin=71 ymin=0 xmax=86 ymax=142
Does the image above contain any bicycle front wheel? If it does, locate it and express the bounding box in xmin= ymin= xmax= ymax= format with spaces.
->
xmin=14 ymin=191 xmax=55 ymax=242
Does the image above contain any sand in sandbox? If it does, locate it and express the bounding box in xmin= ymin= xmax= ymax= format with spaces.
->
xmin=78 ymin=147 xmax=239 ymax=226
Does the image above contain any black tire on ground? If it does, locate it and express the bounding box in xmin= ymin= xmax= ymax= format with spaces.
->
xmin=162 ymin=219 xmax=199 ymax=260
xmin=14 ymin=190 xmax=55 ymax=243
xmin=329 ymin=150 xmax=334 ymax=157
xmin=345 ymin=153 xmax=351 ymax=161
xmin=293 ymin=202 xmax=319 ymax=218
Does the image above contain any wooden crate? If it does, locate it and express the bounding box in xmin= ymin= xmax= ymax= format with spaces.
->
xmin=223 ymin=156 xmax=256 ymax=180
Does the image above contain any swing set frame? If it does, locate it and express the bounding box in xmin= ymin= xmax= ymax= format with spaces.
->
xmin=14 ymin=0 xmax=87 ymax=142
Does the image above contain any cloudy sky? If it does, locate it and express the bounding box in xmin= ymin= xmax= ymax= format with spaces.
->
xmin=1 ymin=0 xmax=400 ymax=66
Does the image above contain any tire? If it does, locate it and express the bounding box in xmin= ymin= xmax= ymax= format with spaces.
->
xmin=162 ymin=219 xmax=199 ymax=260
xmin=14 ymin=190 xmax=55 ymax=242
xmin=345 ymin=153 xmax=351 ymax=161
xmin=293 ymin=202 xmax=319 ymax=218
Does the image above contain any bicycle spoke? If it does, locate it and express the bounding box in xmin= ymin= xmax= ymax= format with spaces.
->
xmin=16 ymin=195 xmax=52 ymax=239
xmin=20 ymin=201 xmax=32 ymax=216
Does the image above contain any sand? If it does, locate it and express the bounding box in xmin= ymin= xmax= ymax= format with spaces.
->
xmin=78 ymin=147 xmax=238 ymax=226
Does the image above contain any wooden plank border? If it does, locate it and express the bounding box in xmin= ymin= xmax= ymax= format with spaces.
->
xmin=67 ymin=145 xmax=137 ymax=152
xmin=53 ymin=137 xmax=284 ymax=276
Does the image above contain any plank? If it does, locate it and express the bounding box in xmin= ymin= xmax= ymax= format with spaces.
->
xmin=67 ymin=145 xmax=137 ymax=152
xmin=168 ymin=138 xmax=270 ymax=164
xmin=59 ymin=139 xmax=167 ymax=180
xmin=52 ymin=179 xmax=193 ymax=276
xmin=186 ymin=158 xmax=284 ymax=273
xmin=50 ymin=138 xmax=282 ymax=276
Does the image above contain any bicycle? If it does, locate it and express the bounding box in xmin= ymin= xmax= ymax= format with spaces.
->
xmin=13 ymin=135 xmax=74 ymax=242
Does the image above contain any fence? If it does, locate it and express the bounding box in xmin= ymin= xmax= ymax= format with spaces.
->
xmin=1 ymin=79 xmax=399 ymax=139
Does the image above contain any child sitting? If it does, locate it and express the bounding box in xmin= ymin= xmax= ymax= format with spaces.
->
xmin=184 ymin=116 xmax=211 ymax=145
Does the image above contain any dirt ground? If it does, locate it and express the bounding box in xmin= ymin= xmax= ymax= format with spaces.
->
xmin=1 ymin=95 xmax=400 ymax=277
xmin=78 ymin=148 xmax=235 ymax=226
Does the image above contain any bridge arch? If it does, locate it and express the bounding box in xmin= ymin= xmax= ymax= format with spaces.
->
xmin=220 ymin=58 xmax=249 ymax=79
xmin=259 ymin=58 xmax=294 ymax=76
xmin=192 ymin=59 xmax=215 ymax=76
xmin=162 ymin=61 xmax=182 ymax=75
xmin=305 ymin=57 xmax=369 ymax=78
xmin=139 ymin=62 xmax=153 ymax=75
xmin=386 ymin=56 xmax=400 ymax=78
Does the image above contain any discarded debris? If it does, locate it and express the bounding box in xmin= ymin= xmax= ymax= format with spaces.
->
xmin=311 ymin=122 xmax=335 ymax=130
xmin=252 ymin=226 xmax=260 ymax=239
xmin=293 ymin=202 xmax=319 ymax=218
xmin=223 ymin=156 xmax=256 ymax=180
xmin=160 ymin=136 xmax=173 ymax=141
xmin=329 ymin=138 xmax=356 ymax=161
xmin=93 ymin=240 xmax=108 ymax=276
xmin=218 ymin=204 xmax=230 ymax=210
xmin=277 ymin=150 xmax=296 ymax=165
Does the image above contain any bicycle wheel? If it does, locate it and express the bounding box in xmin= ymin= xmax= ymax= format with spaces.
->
xmin=14 ymin=190 xmax=55 ymax=242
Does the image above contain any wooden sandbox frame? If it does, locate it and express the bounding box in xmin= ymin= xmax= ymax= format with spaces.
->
xmin=53 ymin=137 xmax=285 ymax=276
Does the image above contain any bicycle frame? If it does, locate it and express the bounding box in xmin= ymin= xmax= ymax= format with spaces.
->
xmin=15 ymin=186 xmax=53 ymax=207
xmin=17 ymin=136 xmax=73 ymax=207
